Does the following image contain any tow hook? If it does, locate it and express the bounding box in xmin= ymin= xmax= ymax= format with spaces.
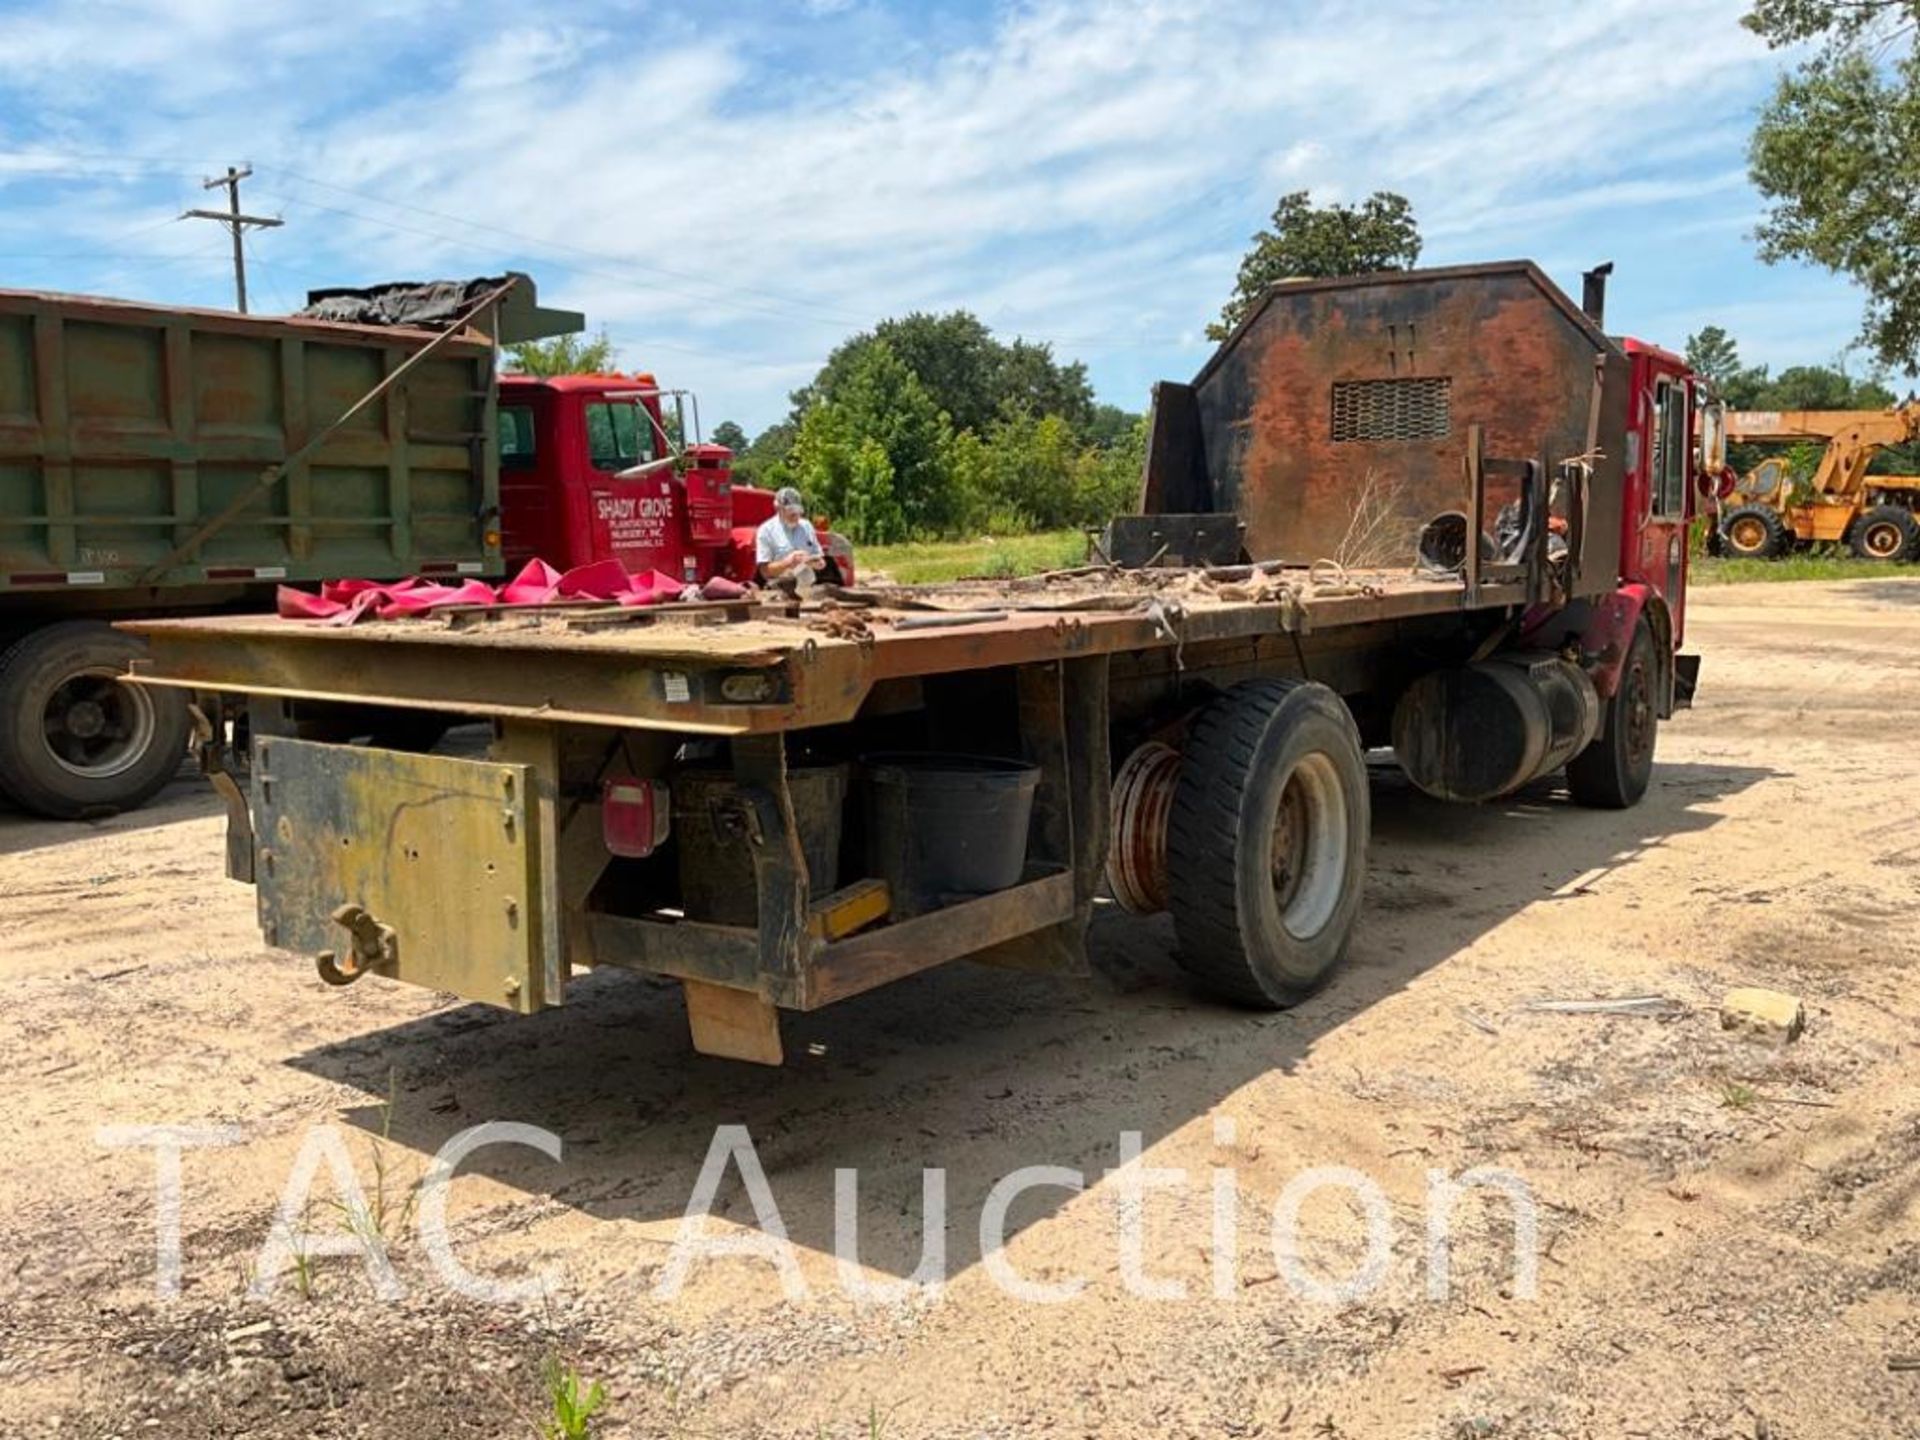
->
xmin=188 ymin=699 xmax=254 ymax=885
xmin=316 ymin=903 xmax=399 ymax=986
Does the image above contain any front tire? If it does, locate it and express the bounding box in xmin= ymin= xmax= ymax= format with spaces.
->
xmin=1165 ymin=679 xmax=1370 ymax=1007
xmin=1720 ymin=503 xmax=1788 ymax=559
xmin=1566 ymin=618 xmax=1657 ymax=810
xmin=0 ymin=622 xmax=190 ymax=819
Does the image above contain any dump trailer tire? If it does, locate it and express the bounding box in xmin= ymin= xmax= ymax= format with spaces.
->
xmin=1165 ymin=679 xmax=1370 ymax=1008
xmin=1720 ymin=504 xmax=1788 ymax=559
xmin=1565 ymin=618 xmax=1657 ymax=810
xmin=1848 ymin=504 xmax=1919 ymax=563
xmin=0 ymin=621 xmax=190 ymax=819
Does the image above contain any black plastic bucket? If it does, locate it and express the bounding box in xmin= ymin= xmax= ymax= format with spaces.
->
xmin=672 ymin=763 xmax=849 ymax=926
xmin=861 ymin=753 xmax=1040 ymax=917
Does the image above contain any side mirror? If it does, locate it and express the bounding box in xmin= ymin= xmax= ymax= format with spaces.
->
xmin=1697 ymin=399 xmax=1728 ymax=478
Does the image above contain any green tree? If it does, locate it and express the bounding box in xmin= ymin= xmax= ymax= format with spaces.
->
xmin=940 ymin=427 xmax=996 ymax=533
xmin=1085 ymin=402 xmax=1143 ymax=449
xmin=786 ymin=403 xmax=856 ymax=527
xmin=982 ymin=409 xmax=1083 ymax=529
xmin=1745 ymin=3 xmax=1920 ymax=368
xmin=1744 ymin=0 xmax=1917 ymax=49
xmin=710 ymin=420 xmax=749 ymax=453
xmin=1076 ymin=414 xmax=1148 ymax=521
xmin=1685 ymin=326 xmax=1745 ymax=391
xmin=733 ymin=420 xmax=797 ymax=489
xmin=844 ymin=437 xmax=905 ymax=544
xmin=996 ymin=339 xmax=1095 ymax=435
xmin=503 ymin=328 xmax=618 ymax=376
xmin=797 ymin=312 xmax=1001 ymax=434
xmin=795 ymin=311 xmax=1095 ymax=440
xmin=1746 ymin=364 xmax=1896 ymax=412
xmin=788 ymin=342 xmax=953 ymax=541
xmin=1208 ymin=191 xmax=1422 ymax=341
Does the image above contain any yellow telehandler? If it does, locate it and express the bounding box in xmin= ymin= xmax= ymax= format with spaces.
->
xmin=1718 ymin=403 xmax=1920 ymax=561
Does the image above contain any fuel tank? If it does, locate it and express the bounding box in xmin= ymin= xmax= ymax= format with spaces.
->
xmin=1391 ymin=654 xmax=1601 ymax=802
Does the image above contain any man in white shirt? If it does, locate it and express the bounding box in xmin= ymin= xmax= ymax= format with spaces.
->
xmin=755 ymin=487 xmax=827 ymax=588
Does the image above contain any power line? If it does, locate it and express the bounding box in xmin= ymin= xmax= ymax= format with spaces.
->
xmin=269 ymin=167 xmax=872 ymax=330
xmin=1 ymin=145 xmax=1246 ymax=351
xmin=254 ymin=188 xmax=868 ymax=338
xmin=262 ymin=165 xmax=1231 ymax=354
xmin=181 ymin=165 xmax=282 ymax=313
xmin=0 ymin=212 xmax=196 ymax=261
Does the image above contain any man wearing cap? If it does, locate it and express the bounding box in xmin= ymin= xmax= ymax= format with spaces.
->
xmin=755 ymin=486 xmax=828 ymax=588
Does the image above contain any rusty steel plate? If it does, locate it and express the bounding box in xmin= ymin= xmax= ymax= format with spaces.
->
xmin=252 ymin=738 xmax=552 ymax=1013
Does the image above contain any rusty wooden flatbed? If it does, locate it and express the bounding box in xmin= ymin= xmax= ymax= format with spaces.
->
xmin=126 ymin=567 xmax=1527 ymax=736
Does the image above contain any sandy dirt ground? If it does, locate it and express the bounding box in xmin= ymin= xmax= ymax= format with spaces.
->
xmin=1 ymin=576 xmax=1917 ymax=1439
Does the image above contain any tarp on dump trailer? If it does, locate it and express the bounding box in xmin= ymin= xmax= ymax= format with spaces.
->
xmin=299 ymin=273 xmax=584 ymax=345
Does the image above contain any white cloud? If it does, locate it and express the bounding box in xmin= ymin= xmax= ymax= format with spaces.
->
xmin=0 ymin=0 xmax=1890 ymax=425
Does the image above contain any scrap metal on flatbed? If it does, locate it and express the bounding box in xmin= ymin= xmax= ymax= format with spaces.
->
xmin=126 ymin=261 xmax=1723 ymax=1063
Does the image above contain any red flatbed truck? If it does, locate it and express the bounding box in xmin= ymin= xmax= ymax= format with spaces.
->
xmin=126 ymin=262 xmax=1719 ymax=1063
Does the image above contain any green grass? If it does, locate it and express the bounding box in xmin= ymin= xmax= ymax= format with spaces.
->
xmin=858 ymin=529 xmax=1087 ymax=584
xmin=860 ymin=533 xmax=1920 ymax=587
xmin=540 ymin=1357 xmax=608 ymax=1440
xmin=1692 ymin=553 xmax=1920 ymax=585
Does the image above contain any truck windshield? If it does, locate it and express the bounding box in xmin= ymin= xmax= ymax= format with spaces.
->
xmin=586 ymin=401 xmax=656 ymax=471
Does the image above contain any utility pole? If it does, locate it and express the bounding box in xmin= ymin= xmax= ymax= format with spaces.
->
xmin=182 ymin=165 xmax=283 ymax=314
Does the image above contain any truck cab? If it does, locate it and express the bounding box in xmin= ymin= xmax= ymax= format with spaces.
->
xmin=495 ymin=374 xmax=854 ymax=587
xmin=1619 ymin=338 xmax=1706 ymax=650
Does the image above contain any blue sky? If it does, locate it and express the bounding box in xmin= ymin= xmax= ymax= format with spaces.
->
xmin=0 ymin=0 xmax=1892 ymax=433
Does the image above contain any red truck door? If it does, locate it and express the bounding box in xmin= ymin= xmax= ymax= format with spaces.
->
xmin=579 ymin=395 xmax=688 ymax=577
xmin=496 ymin=389 xmax=563 ymax=567
xmin=1628 ymin=351 xmax=1694 ymax=646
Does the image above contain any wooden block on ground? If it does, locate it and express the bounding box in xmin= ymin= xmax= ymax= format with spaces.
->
xmin=683 ymin=979 xmax=784 ymax=1065
xmin=1721 ymin=987 xmax=1806 ymax=1041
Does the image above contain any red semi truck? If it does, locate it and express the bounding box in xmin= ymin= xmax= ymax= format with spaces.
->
xmin=128 ymin=262 xmax=1721 ymax=1064
xmin=0 ymin=275 xmax=844 ymax=819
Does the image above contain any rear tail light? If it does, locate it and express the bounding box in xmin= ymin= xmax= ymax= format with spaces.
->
xmin=602 ymin=778 xmax=671 ymax=859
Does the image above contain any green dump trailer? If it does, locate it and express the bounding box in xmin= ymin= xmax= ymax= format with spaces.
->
xmin=0 ymin=276 xmax=576 ymax=818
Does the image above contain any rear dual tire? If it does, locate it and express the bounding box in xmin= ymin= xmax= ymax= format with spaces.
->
xmin=1166 ymin=679 xmax=1370 ymax=1007
xmin=0 ymin=622 xmax=190 ymax=820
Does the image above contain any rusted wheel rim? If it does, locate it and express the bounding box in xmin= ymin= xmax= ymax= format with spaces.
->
xmin=1622 ymin=655 xmax=1654 ymax=768
xmin=1727 ymin=516 xmax=1767 ymax=554
xmin=1861 ymin=520 xmax=1904 ymax=559
xmin=1270 ymin=753 xmax=1348 ymax=941
xmin=41 ymin=666 xmax=157 ymax=780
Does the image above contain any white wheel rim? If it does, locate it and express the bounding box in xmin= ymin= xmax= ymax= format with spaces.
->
xmin=1271 ymin=751 xmax=1349 ymax=941
xmin=42 ymin=666 xmax=158 ymax=780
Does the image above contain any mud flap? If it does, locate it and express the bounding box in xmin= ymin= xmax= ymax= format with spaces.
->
xmin=1674 ymin=653 xmax=1701 ymax=710
xmin=251 ymin=738 xmax=554 ymax=1013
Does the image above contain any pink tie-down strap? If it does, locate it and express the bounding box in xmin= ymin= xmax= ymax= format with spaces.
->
xmin=275 ymin=560 xmax=751 ymax=624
